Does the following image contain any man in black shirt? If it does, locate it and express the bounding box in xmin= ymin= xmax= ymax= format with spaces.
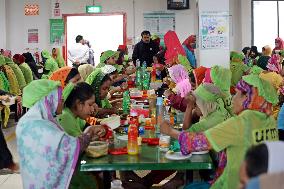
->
xmin=132 ymin=31 xmax=159 ymax=67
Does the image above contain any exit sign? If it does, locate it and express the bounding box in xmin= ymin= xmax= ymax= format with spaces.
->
xmin=86 ymin=6 xmax=102 ymax=13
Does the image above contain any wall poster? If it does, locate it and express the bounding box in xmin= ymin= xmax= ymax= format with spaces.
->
xmin=50 ymin=19 xmax=64 ymax=45
xmin=200 ymin=11 xmax=229 ymax=49
xmin=143 ymin=12 xmax=175 ymax=42
xmin=28 ymin=29 xmax=39 ymax=43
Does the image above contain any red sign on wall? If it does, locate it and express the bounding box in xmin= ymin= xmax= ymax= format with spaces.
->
xmin=25 ymin=4 xmax=39 ymax=16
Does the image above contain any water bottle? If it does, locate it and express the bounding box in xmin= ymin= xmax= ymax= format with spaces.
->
xmin=122 ymin=91 xmax=130 ymax=114
xmin=142 ymin=61 xmax=147 ymax=68
xmin=136 ymin=59 xmax=140 ymax=67
xmin=135 ymin=67 xmax=142 ymax=90
xmin=156 ymin=97 xmax=164 ymax=133
xmin=111 ymin=179 xmax=124 ymax=189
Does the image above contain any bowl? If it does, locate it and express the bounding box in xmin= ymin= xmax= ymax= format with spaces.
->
xmin=100 ymin=116 xmax=121 ymax=130
xmin=2 ymin=96 xmax=16 ymax=106
xmin=85 ymin=141 xmax=108 ymax=158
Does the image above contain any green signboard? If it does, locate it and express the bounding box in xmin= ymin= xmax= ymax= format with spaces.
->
xmin=50 ymin=19 xmax=64 ymax=44
xmin=86 ymin=6 xmax=102 ymax=13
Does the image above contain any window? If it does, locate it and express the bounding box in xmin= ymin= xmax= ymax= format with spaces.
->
xmin=252 ymin=1 xmax=282 ymax=50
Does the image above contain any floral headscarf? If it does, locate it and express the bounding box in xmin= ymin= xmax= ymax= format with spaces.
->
xmin=17 ymin=80 xmax=79 ymax=189
xmin=267 ymin=54 xmax=282 ymax=74
xmin=236 ymin=79 xmax=274 ymax=115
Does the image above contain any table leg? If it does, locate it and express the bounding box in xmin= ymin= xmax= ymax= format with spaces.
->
xmin=185 ymin=170 xmax=193 ymax=184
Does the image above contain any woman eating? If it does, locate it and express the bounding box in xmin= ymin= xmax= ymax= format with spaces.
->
xmin=16 ymin=79 xmax=104 ymax=189
xmin=160 ymin=74 xmax=279 ymax=189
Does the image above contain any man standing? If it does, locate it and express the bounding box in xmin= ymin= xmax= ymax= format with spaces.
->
xmin=68 ymin=35 xmax=89 ymax=67
xmin=132 ymin=31 xmax=159 ymax=67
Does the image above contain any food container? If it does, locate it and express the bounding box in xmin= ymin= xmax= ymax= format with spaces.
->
xmin=159 ymin=135 xmax=171 ymax=151
xmin=129 ymin=88 xmax=142 ymax=98
xmin=131 ymin=104 xmax=144 ymax=109
xmin=100 ymin=116 xmax=121 ymax=130
xmin=86 ymin=141 xmax=108 ymax=158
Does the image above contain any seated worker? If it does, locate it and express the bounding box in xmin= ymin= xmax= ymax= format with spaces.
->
xmin=41 ymin=50 xmax=59 ymax=79
xmin=86 ymin=68 xmax=117 ymax=117
xmin=16 ymin=79 xmax=104 ymax=189
xmin=97 ymin=50 xmax=135 ymax=86
xmin=161 ymin=74 xmax=279 ymax=189
xmin=57 ymin=82 xmax=107 ymax=189
xmin=78 ymin=64 xmax=94 ymax=81
xmin=239 ymin=141 xmax=284 ymax=189
xmin=49 ymin=66 xmax=82 ymax=89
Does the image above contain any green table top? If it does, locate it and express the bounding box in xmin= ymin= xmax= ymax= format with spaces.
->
xmin=80 ymin=144 xmax=213 ymax=172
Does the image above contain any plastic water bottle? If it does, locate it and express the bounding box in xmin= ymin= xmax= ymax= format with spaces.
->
xmin=127 ymin=120 xmax=139 ymax=155
xmin=136 ymin=59 xmax=140 ymax=67
xmin=156 ymin=97 xmax=164 ymax=133
xmin=122 ymin=91 xmax=130 ymax=114
xmin=111 ymin=179 xmax=124 ymax=189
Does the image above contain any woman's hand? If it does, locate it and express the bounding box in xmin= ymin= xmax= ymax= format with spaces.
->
xmin=93 ymin=126 xmax=106 ymax=138
xmin=185 ymin=93 xmax=196 ymax=108
xmin=160 ymin=120 xmax=173 ymax=136
xmin=160 ymin=121 xmax=180 ymax=140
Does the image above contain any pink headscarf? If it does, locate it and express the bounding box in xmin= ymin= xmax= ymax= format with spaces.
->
xmin=273 ymin=37 xmax=284 ymax=52
xmin=267 ymin=54 xmax=282 ymax=74
xmin=3 ymin=50 xmax=12 ymax=58
xmin=168 ymin=64 xmax=192 ymax=97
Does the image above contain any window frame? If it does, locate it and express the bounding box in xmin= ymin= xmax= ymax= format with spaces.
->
xmin=251 ymin=0 xmax=280 ymax=45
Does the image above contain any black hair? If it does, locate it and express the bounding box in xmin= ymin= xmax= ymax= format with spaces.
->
xmin=116 ymin=51 xmax=125 ymax=65
xmin=188 ymin=72 xmax=196 ymax=84
xmin=101 ymin=74 xmax=112 ymax=84
xmin=65 ymin=68 xmax=80 ymax=84
xmin=75 ymin=35 xmax=83 ymax=43
xmin=242 ymin=47 xmax=250 ymax=55
xmin=65 ymin=82 xmax=95 ymax=109
xmin=244 ymin=143 xmax=268 ymax=178
xmin=155 ymin=51 xmax=166 ymax=65
xmin=141 ymin=30 xmax=151 ymax=37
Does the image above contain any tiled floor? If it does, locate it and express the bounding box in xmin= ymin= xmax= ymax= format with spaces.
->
xmin=0 ymin=122 xmax=23 ymax=189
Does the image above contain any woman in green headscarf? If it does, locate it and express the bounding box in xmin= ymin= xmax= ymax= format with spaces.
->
xmin=161 ymin=74 xmax=279 ymax=189
xmin=57 ymin=82 xmax=106 ymax=189
xmin=16 ymin=79 xmax=104 ymax=189
xmin=52 ymin=48 xmax=65 ymax=68
xmin=230 ymin=52 xmax=250 ymax=88
xmin=86 ymin=68 xmax=117 ymax=117
xmin=41 ymin=50 xmax=59 ymax=79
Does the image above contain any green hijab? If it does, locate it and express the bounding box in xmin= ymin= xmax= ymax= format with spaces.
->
xmin=23 ymin=79 xmax=61 ymax=108
xmin=54 ymin=48 xmax=65 ymax=68
xmin=0 ymin=55 xmax=6 ymax=66
xmin=86 ymin=68 xmax=107 ymax=107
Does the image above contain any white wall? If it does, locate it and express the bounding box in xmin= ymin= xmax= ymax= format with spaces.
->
xmin=0 ymin=0 xmax=6 ymax=49
xmin=198 ymin=0 xmax=230 ymax=68
xmin=6 ymin=0 xmax=51 ymax=54
xmin=241 ymin=0 xmax=252 ymax=48
xmin=4 ymin=0 xmax=251 ymax=55
xmin=59 ymin=0 xmax=196 ymax=44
